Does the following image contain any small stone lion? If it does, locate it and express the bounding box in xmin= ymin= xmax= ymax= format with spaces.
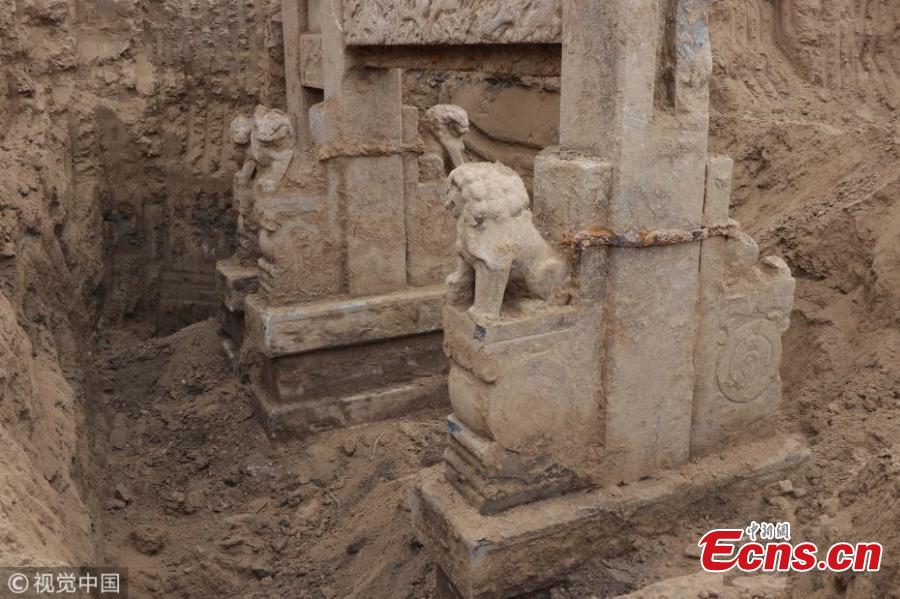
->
xmin=249 ymin=105 xmax=295 ymax=193
xmin=420 ymin=104 xmax=469 ymax=181
xmin=230 ymin=114 xmax=255 ymax=187
xmin=445 ymin=162 xmax=569 ymax=320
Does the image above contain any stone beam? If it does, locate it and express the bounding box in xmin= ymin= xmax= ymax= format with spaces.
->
xmin=245 ymin=285 xmax=444 ymax=357
xmin=354 ymin=44 xmax=562 ymax=78
xmin=341 ymin=0 xmax=562 ymax=46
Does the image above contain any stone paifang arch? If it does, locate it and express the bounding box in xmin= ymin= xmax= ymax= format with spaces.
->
xmin=217 ymin=3 xmax=802 ymax=596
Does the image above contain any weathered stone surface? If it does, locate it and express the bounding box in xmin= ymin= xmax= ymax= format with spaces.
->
xmin=250 ymin=106 xmax=296 ymax=193
xmin=299 ymin=33 xmax=323 ymax=89
xmin=420 ymin=105 xmax=468 ymax=181
xmin=558 ymin=0 xmax=714 ymax=482
xmin=215 ymin=259 xmax=259 ymax=313
xmin=357 ymin=44 xmax=562 ymax=77
xmin=342 ymin=154 xmax=409 ymax=295
xmin=411 ymin=435 xmax=808 ymax=599
xmin=282 ymin=0 xmax=321 ymax=147
xmin=254 ymin=374 xmax=448 ymax=440
xmin=230 ymin=114 xmax=263 ymax=260
xmin=245 ymin=285 xmax=445 ymax=358
xmin=256 ymin=186 xmax=343 ymax=305
xmin=691 ymin=238 xmax=795 ymax=456
xmin=441 ymin=304 xmax=602 ymax=511
xmin=407 ymin=105 xmax=468 ymax=286
xmin=408 ymin=181 xmax=457 ymax=286
xmin=532 ymin=151 xmax=612 ymax=241
xmin=690 ymin=156 xmax=796 ymax=456
xmin=342 ymin=0 xmax=562 ymax=46
xmin=443 ymin=416 xmax=584 ymax=515
xmin=264 ymin=332 xmax=447 ymax=403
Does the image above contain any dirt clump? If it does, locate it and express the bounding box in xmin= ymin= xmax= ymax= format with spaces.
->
xmin=88 ymin=321 xmax=442 ymax=598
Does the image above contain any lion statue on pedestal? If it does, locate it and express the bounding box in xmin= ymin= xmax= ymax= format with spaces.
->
xmin=445 ymin=162 xmax=570 ymax=320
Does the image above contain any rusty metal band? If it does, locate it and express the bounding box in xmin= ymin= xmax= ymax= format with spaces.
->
xmin=317 ymin=140 xmax=425 ymax=161
xmin=565 ymin=223 xmax=738 ymax=250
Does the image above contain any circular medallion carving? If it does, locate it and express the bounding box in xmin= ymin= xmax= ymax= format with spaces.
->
xmin=487 ymin=359 xmax=577 ymax=453
xmin=716 ymin=321 xmax=778 ymax=404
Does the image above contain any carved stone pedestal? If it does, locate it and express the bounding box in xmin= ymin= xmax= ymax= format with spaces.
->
xmin=245 ymin=286 xmax=450 ymax=439
xmin=414 ymin=435 xmax=809 ymax=599
xmin=441 ymin=304 xmax=601 ymax=514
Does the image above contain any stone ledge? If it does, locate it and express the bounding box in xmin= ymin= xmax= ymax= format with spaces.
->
xmin=215 ymin=259 xmax=259 ymax=313
xmin=245 ymin=285 xmax=445 ymax=358
xmin=410 ymin=434 xmax=809 ymax=599
xmin=252 ymin=375 xmax=448 ymax=440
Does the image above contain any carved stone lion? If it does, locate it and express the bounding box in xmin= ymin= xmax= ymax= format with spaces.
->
xmin=230 ymin=114 xmax=254 ymax=182
xmin=420 ymin=104 xmax=469 ymax=181
xmin=445 ymin=162 xmax=569 ymax=320
xmin=249 ymin=105 xmax=295 ymax=193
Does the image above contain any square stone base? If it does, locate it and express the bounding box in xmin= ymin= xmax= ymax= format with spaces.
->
xmin=243 ymin=285 xmax=450 ymax=439
xmin=410 ymin=435 xmax=809 ymax=599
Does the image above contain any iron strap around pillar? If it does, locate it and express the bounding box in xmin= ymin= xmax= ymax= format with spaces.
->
xmin=565 ymin=223 xmax=739 ymax=251
xmin=317 ymin=140 xmax=424 ymax=161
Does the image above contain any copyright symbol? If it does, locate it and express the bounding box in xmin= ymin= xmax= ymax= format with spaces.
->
xmin=7 ymin=573 xmax=29 ymax=594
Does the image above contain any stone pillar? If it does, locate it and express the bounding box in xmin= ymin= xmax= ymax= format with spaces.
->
xmin=317 ymin=0 xmax=408 ymax=295
xmin=410 ymin=2 xmax=802 ymax=598
xmin=282 ymin=0 xmax=321 ymax=148
xmin=558 ymin=0 xmax=712 ymax=481
xmin=241 ymin=0 xmax=451 ymax=438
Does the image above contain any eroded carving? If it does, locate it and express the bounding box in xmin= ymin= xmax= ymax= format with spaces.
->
xmin=445 ymin=162 xmax=569 ymax=320
xmin=342 ymin=0 xmax=562 ymax=46
xmin=420 ymin=104 xmax=469 ymax=182
xmin=716 ymin=320 xmax=778 ymax=403
xmin=714 ymin=239 xmax=794 ymax=405
xmin=299 ymin=34 xmax=323 ymax=89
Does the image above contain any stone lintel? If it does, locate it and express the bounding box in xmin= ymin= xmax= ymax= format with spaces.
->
xmin=411 ymin=435 xmax=809 ymax=599
xmin=341 ymin=0 xmax=562 ymax=46
xmin=355 ymin=44 xmax=562 ymax=78
xmin=245 ymin=285 xmax=445 ymax=358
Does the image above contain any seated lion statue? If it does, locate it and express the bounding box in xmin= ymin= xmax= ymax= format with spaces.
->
xmin=445 ymin=162 xmax=569 ymax=320
xmin=249 ymin=105 xmax=295 ymax=193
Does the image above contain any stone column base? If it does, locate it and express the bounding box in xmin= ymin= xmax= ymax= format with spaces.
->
xmin=245 ymin=286 xmax=450 ymax=439
xmin=411 ymin=435 xmax=809 ymax=599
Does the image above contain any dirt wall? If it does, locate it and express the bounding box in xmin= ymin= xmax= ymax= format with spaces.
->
xmin=1 ymin=0 xmax=285 ymax=566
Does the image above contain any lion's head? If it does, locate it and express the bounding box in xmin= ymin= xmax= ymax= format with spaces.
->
xmin=446 ymin=163 xmax=529 ymax=225
xmin=231 ymin=114 xmax=252 ymax=146
xmin=424 ymin=104 xmax=469 ymax=139
xmin=253 ymin=105 xmax=294 ymax=145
